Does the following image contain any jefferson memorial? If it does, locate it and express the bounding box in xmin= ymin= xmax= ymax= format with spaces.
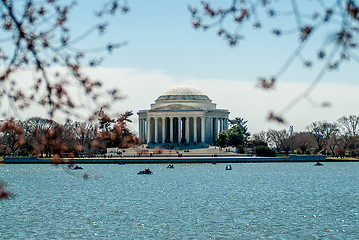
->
xmin=137 ymin=85 xmax=229 ymax=146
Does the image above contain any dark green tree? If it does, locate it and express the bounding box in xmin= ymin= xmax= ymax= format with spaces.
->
xmin=216 ymin=117 xmax=250 ymax=152
xmin=217 ymin=131 xmax=228 ymax=147
xmin=255 ymin=145 xmax=276 ymax=157
xmin=252 ymin=140 xmax=267 ymax=147
xmin=250 ymin=139 xmax=276 ymax=157
xmin=228 ymin=118 xmax=250 ymax=151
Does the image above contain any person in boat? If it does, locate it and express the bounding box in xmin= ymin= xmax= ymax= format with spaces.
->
xmin=225 ymin=165 xmax=232 ymax=170
xmin=138 ymin=168 xmax=151 ymax=174
xmin=74 ymin=165 xmax=83 ymax=169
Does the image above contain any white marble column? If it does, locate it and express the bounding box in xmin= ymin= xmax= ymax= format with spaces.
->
xmin=178 ymin=117 xmax=181 ymax=143
xmin=170 ymin=117 xmax=173 ymax=143
xmin=219 ymin=118 xmax=223 ymax=132
xmin=139 ymin=119 xmax=143 ymax=142
xmin=145 ymin=119 xmax=148 ymax=142
xmin=142 ymin=119 xmax=146 ymax=143
xmin=162 ymin=117 xmax=166 ymax=143
xmin=213 ymin=117 xmax=218 ymax=142
xmin=201 ymin=117 xmax=205 ymax=143
xmin=185 ymin=117 xmax=189 ymax=143
xmin=142 ymin=119 xmax=145 ymax=140
xmin=147 ymin=117 xmax=151 ymax=143
xmin=138 ymin=119 xmax=142 ymax=141
xmin=143 ymin=119 xmax=146 ymax=141
xmin=194 ymin=117 xmax=197 ymax=143
xmin=154 ymin=117 xmax=158 ymax=143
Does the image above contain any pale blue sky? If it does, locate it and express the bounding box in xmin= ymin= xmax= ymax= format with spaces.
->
xmin=70 ymin=1 xmax=299 ymax=79
xmin=69 ymin=0 xmax=357 ymax=83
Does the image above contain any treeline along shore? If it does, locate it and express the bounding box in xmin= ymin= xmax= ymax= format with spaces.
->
xmin=1 ymin=114 xmax=359 ymax=163
xmin=2 ymin=154 xmax=330 ymax=164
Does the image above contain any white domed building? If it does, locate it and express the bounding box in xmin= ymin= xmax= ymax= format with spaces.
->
xmin=137 ymin=85 xmax=229 ymax=146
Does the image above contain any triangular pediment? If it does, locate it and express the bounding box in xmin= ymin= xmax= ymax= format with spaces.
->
xmin=152 ymin=104 xmax=204 ymax=111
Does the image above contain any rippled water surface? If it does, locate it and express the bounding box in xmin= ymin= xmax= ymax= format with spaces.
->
xmin=1 ymin=162 xmax=359 ymax=239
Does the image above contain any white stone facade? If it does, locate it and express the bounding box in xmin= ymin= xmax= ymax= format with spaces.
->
xmin=137 ymin=85 xmax=229 ymax=145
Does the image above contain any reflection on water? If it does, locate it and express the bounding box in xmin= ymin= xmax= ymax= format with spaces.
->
xmin=1 ymin=163 xmax=359 ymax=239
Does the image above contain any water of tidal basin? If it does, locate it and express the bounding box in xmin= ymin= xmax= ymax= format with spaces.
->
xmin=1 ymin=162 xmax=359 ymax=239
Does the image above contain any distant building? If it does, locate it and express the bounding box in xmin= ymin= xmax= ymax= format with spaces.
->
xmin=137 ymin=85 xmax=229 ymax=146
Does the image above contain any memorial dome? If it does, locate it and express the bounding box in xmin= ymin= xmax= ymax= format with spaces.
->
xmin=156 ymin=85 xmax=210 ymax=102
xmin=163 ymin=85 xmax=205 ymax=96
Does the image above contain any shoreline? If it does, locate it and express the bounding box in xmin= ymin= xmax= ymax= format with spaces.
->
xmin=4 ymin=155 xmax=357 ymax=164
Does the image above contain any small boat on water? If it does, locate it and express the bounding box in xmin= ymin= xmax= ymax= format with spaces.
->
xmin=137 ymin=169 xmax=152 ymax=175
xmin=167 ymin=164 xmax=174 ymax=169
xmin=72 ymin=165 xmax=83 ymax=170
xmin=225 ymin=165 xmax=232 ymax=170
xmin=314 ymin=162 xmax=324 ymax=166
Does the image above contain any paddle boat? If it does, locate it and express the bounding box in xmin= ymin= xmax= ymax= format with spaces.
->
xmin=225 ymin=165 xmax=232 ymax=170
xmin=314 ymin=162 xmax=324 ymax=166
xmin=71 ymin=165 xmax=83 ymax=170
xmin=167 ymin=164 xmax=174 ymax=169
xmin=137 ymin=168 xmax=152 ymax=175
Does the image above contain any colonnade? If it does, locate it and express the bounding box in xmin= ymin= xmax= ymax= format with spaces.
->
xmin=139 ymin=116 xmax=228 ymax=144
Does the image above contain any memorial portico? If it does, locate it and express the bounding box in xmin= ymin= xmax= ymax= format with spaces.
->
xmin=138 ymin=85 xmax=229 ymax=145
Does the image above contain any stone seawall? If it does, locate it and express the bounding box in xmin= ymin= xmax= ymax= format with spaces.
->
xmin=2 ymin=154 xmax=327 ymax=164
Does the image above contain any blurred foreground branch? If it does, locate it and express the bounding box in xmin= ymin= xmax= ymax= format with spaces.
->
xmin=189 ymin=0 xmax=359 ymax=123
xmin=0 ymin=0 xmax=129 ymax=119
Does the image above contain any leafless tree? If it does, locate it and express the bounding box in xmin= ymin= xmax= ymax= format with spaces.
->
xmin=306 ymin=120 xmax=339 ymax=152
xmin=292 ymin=131 xmax=317 ymax=153
xmin=337 ymin=115 xmax=359 ymax=136
xmin=335 ymin=115 xmax=359 ymax=156
xmin=24 ymin=117 xmax=57 ymax=157
xmin=336 ymin=133 xmax=359 ymax=157
xmin=0 ymin=120 xmax=24 ymax=155
xmin=60 ymin=120 xmax=80 ymax=154
xmin=267 ymin=129 xmax=291 ymax=154
xmin=251 ymin=130 xmax=268 ymax=142
xmin=327 ymin=131 xmax=340 ymax=156
xmin=70 ymin=121 xmax=98 ymax=153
